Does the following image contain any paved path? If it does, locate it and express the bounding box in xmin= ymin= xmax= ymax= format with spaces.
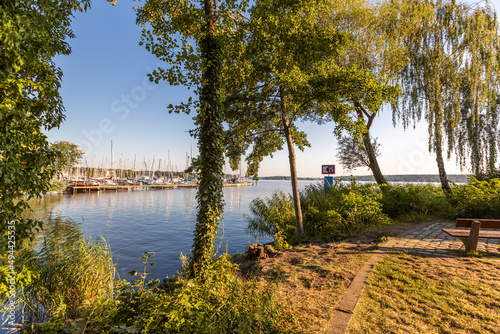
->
xmin=325 ymin=219 xmax=500 ymax=334
xmin=389 ymin=219 xmax=500 ymax=257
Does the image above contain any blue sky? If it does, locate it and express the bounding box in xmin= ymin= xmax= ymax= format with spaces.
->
xmin=48 ymin=0 xmax=499 ymax=178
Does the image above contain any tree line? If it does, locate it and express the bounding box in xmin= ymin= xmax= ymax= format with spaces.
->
xmin=1 ymin=0 xmax=499 ymax=280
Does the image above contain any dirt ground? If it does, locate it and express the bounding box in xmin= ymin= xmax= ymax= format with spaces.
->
xmin=235 ymin=227 xmax=406 ymax=333
xmin=234 ymin=220 xmax=500 ymax=333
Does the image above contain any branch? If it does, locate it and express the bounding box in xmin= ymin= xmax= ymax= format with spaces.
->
xmin=214 ymin=9 xmax=250 ymax=23
xmin=226 ymin=126 xmax=282 ymax=142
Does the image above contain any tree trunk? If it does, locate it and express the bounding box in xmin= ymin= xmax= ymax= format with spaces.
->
xmin=356 ymin=107 xmax=387 ymax=186
xmin=188 ymin=0 xmax=224 ymax=279
xmin=279 ymin=87 xmax=304 ymax=240
xmin=434 ymin=125 xmax=451 ymax=192
xmin=362 ymin=133 xmax=387 ymax=185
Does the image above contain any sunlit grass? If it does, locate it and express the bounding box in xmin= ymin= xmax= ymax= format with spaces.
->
xmin=348 ymin=252 xmax=500 ymax=333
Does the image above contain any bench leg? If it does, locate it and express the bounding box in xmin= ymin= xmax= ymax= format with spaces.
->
xmin=465 ymin=221 xmax=481 ymax=252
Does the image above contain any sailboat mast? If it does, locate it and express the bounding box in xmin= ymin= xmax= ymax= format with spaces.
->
xmin=110 ymin=140 xmax=114 ymax=179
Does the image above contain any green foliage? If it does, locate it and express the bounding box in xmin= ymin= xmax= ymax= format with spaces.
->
xmin=272 ymin=231 xmax=291 ymax=252
xmin=5 ymin=229 xmax=294 ymax=332
xmin=49 ymin=141 xmax=84 ymax=178
xmin=70 ymin=254 xmax=294 ymax=333
xmin=380 ymin=184 xmax=451 ymax=218
xmin=247 ymin=182 xmax=389 ymax=244
xmin=474 ymin=169 xmax=500 ymax=182
xmin=301 ymin=181 xmax=389 ymax=241
xmin=246 ymin=191 xmax=297 ymax=245
xmin=449 ymin=178 xmax=500 ymax=218
xmin=189 ymin=29 xmax=226 ymax=279
xmin=0 ymin=0 xmax=91 ymax=255
xmin=0 ymin=222 xmax=115 ymax=332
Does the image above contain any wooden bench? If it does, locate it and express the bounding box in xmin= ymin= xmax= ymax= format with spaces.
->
xmin=442 ymin=218 xmax=500 ymax=252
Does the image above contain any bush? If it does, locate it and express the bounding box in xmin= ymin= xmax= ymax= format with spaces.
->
xmin=301 ymin=181 xmax=388 ymax=241
xmin=80 ymin=253 xmax=294 ymax=333
xmin=245 ymin=181 xmax=390 ymax=244
xmin=449 ymin=178 xmax=500 ymax=218
xmin=380 ymin=184 xmax=451 ymax=218
xmin=246 ymin=191 xmax=297 ymax=245
xmin=474 ymin=169 xmax=500 ymax=181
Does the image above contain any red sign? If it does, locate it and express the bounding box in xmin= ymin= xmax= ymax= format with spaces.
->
xmin=322 ymin=165 xmax=335 ymax=174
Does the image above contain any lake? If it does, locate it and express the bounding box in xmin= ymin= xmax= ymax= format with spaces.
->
xmin=27 ymin=179 xmax=321 ymax=281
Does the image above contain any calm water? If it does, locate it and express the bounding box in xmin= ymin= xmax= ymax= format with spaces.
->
xmin=28 ymin=180 xmax=320 ymax=281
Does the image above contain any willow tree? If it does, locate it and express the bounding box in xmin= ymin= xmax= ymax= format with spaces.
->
xmin=136 ymin=0 xmax=248 ymax=278
xmin=391 ymin=0 xmax=500 ymax=191
xmin=223 ymin=0 xmax=346 ymax=240
xmin=455 ymin=4 xmax=500 ymax=176
xmin=322 ymin=0 xmax=393 ymax=186
xmin=0 ymin=0 xmax=92 ymax=254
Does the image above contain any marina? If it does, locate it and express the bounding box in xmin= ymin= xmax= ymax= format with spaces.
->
xmin=65 ymin=181 xmax=255 ymax=193
xmin=28 ymin=179 xmax=315 ymax=281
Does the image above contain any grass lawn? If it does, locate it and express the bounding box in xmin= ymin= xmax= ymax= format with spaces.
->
xmin=348 ymin=252 xmax=500 ymax=333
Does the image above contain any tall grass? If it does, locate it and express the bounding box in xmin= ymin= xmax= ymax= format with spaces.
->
xmin=6 ymin=221 xmax=115 ymax=332
xmin=246 ymin=191 xmax=297 ymax=245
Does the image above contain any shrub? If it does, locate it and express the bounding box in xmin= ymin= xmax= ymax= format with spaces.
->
xmin=474 ymin=169 xmax=500 ymax=181
xmin=245 ymin=181 xmax=390 ymax=244
xmin=81 ymin=253 xmax=295 ymax=333
xmin=301 ymin=181 xmax=388 ymax=242
xmin=380 ymin=184 xmax=451 ymax=218
xmin=246 ymin=191 xmax=297 ymax=245
xmin=449 ymin=178 xmax=500 ymax=218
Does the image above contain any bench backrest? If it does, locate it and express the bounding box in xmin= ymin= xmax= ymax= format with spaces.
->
xmin=456 ymin=218 xmax=500 ymax=228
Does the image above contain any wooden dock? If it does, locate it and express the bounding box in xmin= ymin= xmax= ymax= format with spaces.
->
xmin=65 ymin=182 xmax=254 ymax=193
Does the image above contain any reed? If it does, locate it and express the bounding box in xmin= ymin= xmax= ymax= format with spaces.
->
xmin=15 ymin=223 xmax=115 ymax=332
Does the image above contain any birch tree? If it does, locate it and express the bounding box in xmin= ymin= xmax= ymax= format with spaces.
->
xmin=391 ymin=0 xmax=500 ymax=191
xmin=455 ymin=4 xmax=500 ymax=175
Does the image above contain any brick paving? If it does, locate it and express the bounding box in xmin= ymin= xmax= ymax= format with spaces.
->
xmin=388 ymin=219 xmax=500 ymax=257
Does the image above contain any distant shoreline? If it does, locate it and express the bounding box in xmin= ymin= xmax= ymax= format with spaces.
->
xmin=255 ymin=174 xmax=471 ymax=183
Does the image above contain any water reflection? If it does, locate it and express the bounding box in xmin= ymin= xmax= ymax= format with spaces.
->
xmin=24 ymin=180 xmax=315 ymax=281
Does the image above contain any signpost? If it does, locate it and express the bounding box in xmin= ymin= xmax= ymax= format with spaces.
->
xmin=322 ymin=165 xmax=335 ymax=188
xmin=322 ymin=165 xmax=335 ymax=174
